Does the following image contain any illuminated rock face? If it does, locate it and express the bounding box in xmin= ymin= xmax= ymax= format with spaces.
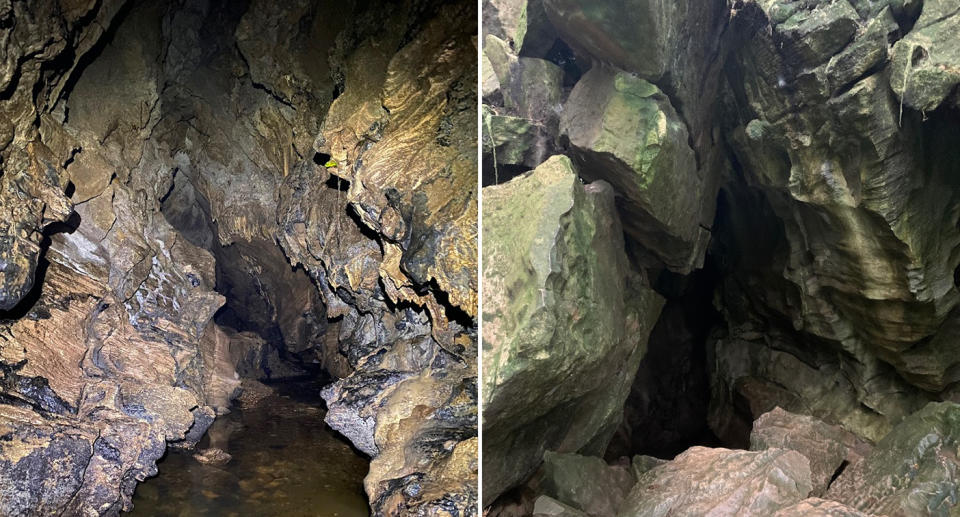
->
xmin=0 ymin=0 xmax=476 ymax=515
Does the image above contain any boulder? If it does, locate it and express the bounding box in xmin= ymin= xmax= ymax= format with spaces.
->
xmin=534 ymin=496 xmax=590 ymax=517
xmin=561 ymin=67 xmax=710 ymax=273
xmin=773 ymin=498 xmax=874 ymax=517
xmin=618 ymin=447 xmax=813 ymax=517
xmin=750 ymin=407 xmax=868 ymax=495
xmin=482 ymin=154 xmax=664 ymax=504
xmin=889 ymin=2 xmax=960 ymax=112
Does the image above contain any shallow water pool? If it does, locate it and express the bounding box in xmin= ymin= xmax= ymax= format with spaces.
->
xmin=128 ymin=382 xmax=369 ymax=517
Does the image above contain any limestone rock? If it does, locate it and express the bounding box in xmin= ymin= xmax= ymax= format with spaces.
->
xmin=750 ymin=407 xmax=867 ymax=495
xmin=482 ymin=155 xmax=664 ymax=503
xmin=561 ymin=67 xmax=711 ymax=273
xmin=889 ymin=2 xmax=960 ymax=112
xmin=618 ymin=447 xmax=813 ymax=517
xmin=534 ymin=496 xmax=590 ymax=517
xmin=314 ymin=0 xmax=478 ymax=326
xmin=710 ymin=0 xmax=960 ymax=445
xmin=0 ymin=0 xmax=127 ymax=311
xmin=484 ymin=0 xmax=528 ymax=48
xmin=827 ymin=402 xmax=960 ymax=516
xmin=483 ymin=107 xmax=555 ymax=171
xmin=193 ymin=447 xmax=232 ymax=466
xmin=0 ymin=1 xmax=478 ymax=515
xmin=542 ymin=0 xmax=705 ymax=82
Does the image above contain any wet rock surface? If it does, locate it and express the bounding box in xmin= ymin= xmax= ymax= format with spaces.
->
xmin=128 ymin=381 xmax=369 ymax=517
xmin=0 ymin=0 xmax=476 ymax=514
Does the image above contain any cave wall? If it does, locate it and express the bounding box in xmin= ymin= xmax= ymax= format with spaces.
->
xmin=0 ymin=0 xmax=477 ymax=515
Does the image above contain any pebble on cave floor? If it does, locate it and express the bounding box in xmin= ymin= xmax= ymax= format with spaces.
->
xmin=127 ymin=381 xmax=369 ymax=517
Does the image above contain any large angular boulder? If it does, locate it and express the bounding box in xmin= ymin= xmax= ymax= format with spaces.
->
xmin=482 ymin=155 xmax=664 ymax=504
xmin=561 ymin=67 xmax=711 ymax=273
xmin=618 ymin=447 xmax=813 ymax=516
xmin=773 ymin=498 xmax=874 ymax=517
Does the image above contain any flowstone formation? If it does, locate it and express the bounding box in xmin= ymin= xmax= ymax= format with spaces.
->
xmin=482 ymin=0 xmax=960 ymax=515
xmin=0 ymin=0 xmax=477 ymax=515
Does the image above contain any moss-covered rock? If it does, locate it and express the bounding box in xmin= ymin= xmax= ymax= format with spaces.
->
xmin=483 ymin=106 xmax=554 ymax=170
xmin=561 ymin=67 xmax=711 ymax=273
xmin=481 ymin=155 xmax=664 ymax=504
xmin=889 ymin=6 xmax=960 ymax=113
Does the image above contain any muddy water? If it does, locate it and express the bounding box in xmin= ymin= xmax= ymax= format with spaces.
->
xmin=128 ymin=382 xmax=370 ymax=516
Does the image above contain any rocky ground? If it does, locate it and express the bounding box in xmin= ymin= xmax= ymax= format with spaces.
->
xmin=482 ymin=0 xmax=960 ymax=515
xmin=0 ymin=0 xmax=476 ymax=515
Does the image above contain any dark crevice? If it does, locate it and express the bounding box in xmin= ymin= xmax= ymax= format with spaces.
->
xmin=346 ymin=202 xmax=385 ymax=245
xmin=325 ymin=174 xmax=350 ymax=192
xmin=428 ymin=278 xmax=472 ymax=329
xmin=0 ymin=211 xmax=82 ymax=321
xmin=607 ymin=254 xmax=726 ymax=461
xmin=828 ymin=460 xmax=850 ymax=489
xmin=312 ymin=151 xmax=332 ymax=166
xmin=158 ymin=168 xmax=178 ymax=203
xmin=482 ymin=161 xmax=530 ymax=187
xmin=234 ymin=42 xmax=296 ymax=110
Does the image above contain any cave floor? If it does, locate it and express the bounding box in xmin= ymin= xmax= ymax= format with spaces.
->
xmin=127 ymin=380 xmax=369 ymax=516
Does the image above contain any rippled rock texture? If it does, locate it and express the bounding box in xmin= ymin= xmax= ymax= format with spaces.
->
xmin=0 ymin=0 xmax=477 ymax=515
xmin=483 ymin=0 xmax=960 ymax=514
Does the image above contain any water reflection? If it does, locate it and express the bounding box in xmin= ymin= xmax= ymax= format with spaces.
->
xmin=128 ymin=381 xmax=369 ymax=517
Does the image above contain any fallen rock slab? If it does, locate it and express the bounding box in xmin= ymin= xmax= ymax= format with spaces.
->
xmin=618 ymin=446 xmax=813 ymax=517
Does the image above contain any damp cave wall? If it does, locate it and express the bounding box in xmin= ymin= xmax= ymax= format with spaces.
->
xmin=0 ymin=0 xmax=478 ymax=515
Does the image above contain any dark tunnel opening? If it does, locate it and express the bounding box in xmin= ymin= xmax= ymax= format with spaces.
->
xmin=606 ymin=253 xmax=727 ymax=462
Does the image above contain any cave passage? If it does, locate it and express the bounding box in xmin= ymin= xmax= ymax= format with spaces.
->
xmin=606 ymin=253 xmax=729 ymax=462
xmin=44 ymin=0 xmax=382 ymax=512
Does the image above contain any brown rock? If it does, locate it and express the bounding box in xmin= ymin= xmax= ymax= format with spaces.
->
xmin=618 ymin=447 xmax=813 ymax=516
xmin=750 ymin=407 xmax=869 ymax=496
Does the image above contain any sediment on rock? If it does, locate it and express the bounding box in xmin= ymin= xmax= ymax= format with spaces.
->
xmin=0 ymin=0 xmax=477 ymax=515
